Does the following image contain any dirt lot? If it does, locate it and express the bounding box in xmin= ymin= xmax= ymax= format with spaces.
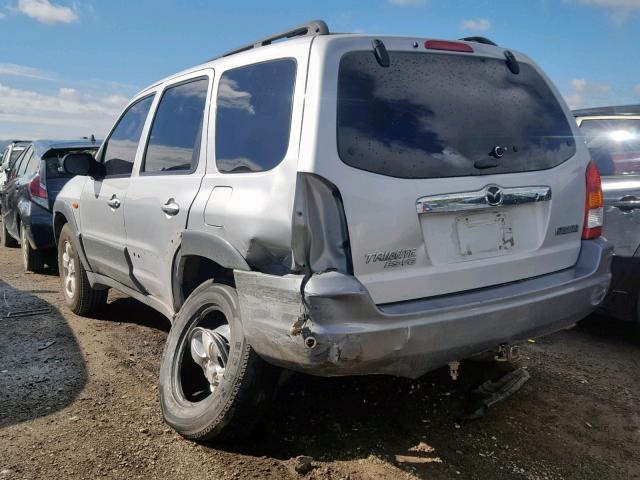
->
xmin=1 ymin=245 xmax=640 ymax=480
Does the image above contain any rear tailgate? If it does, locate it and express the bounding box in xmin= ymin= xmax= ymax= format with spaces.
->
xmin=302 ymin=36 xmax=588 ymax=305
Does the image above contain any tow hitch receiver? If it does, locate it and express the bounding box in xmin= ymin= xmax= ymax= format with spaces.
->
xmin=494 ymin=343 xmax=521 ymax=362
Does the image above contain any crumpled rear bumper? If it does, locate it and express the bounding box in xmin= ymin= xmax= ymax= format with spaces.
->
xmin=235 ymin=238 xmax=613 ymax=379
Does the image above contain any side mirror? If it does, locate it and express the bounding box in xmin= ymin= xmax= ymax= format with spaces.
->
xmin=63 ymin=153 xmax=105 ymax=180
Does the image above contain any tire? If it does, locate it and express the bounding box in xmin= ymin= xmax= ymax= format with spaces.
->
xmin=57 ymin=223 xmax=108 ymax=315
xmin=1 ymin=218 xmax=18 ymax=248
xmin=20 ymin=223 xmax=45 ymax=272
xmin=160 ymin=281 xmax=280 ymax=442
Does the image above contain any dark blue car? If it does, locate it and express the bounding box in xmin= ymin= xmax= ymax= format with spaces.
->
xmin=0 ymin=139 xmax=100 ymax=272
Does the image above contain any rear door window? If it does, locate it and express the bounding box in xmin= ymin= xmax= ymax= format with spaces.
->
xmin=101 ymin=95 xmax=155 ymax=177
xmin=578 ymin=119 xmax=640 ymax=176
xmin=9 ymin=147 xmax=26 ymax=166
xmin=337 ymin=51 xmax=576 ymax=178
xmin=16 ymin=147 xmax=34 ymax=177
xmin=215 ymin=59 xmax=296 ymax=173
xmin=142 ymin=77 xmax=209 ymax=174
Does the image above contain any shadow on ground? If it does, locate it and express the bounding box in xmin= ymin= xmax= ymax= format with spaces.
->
xmin=0 ymin=279 xmax=87 ymax=428
xmin=99 ymin=295 xmax=171 ymax=333
xmin=221 ymin=359 xmax=517 ymax=477
xmin=577 ymin=314 xmax=640 ymax=346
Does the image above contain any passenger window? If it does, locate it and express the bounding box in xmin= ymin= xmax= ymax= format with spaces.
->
xmin=579 ymin=119 xmax=640 ymax=176
xmin=102 ymin=95 xmax=155 ymax=177
xmin=24 ymin=150 xmax=40 ymax=176
xmin=142 ymin=77 xmax=209 ymax=173
xmin=216 ymin=59 xmax=296 ymax=173
xmin=17 ymin=147 xmax=34 ymax=176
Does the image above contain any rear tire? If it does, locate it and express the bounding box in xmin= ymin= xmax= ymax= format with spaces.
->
xmin=159 ymin=281 xmax=280 ymax=442
xmin=57 ymin=223 xmax=108 ymax=315
xmin=20 ymin=223 xmax=45 ymax=272
xmin=1 ymin=218 xmax=18 ymax=248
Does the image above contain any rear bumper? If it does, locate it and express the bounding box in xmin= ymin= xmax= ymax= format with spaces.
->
xmin=235 ymin=239 xmax=613 ymax=378
xmin=24 ymin=202 xmax=54 ymax=250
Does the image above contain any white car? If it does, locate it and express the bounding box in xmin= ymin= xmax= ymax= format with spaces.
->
xmin=53 ymin=21 xmax=612 ymax=441
xmin=0 ymin=141 xmax=30 ymax=188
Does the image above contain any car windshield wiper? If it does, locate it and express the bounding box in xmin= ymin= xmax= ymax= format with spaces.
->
xmin=474 ymin=158 xmax=499 ymax=169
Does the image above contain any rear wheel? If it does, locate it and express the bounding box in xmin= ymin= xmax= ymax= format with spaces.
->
xmin=159 ymin=281 xmax=280 ymax=441
xmin=57 ymin=223 xmax=107 ymax=315
xmin=20 ymin=223 xmax=45 ymax=272
xmin=1 ymin=218 xmax=18 ymax=248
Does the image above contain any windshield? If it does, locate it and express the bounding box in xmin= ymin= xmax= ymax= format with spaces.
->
xmin=44 ymin=148 xmax=99 ymax=179
xmin=337 ymin=51 xmax=576 ymax=179
xmin=578 ymin=118 xmax=640 ymax=176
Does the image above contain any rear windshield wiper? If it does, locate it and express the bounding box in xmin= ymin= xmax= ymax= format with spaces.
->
xmin=474 ymin=158 xmax=499 ymax=169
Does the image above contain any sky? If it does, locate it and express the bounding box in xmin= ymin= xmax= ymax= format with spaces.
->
xmin=0 ymin=0 xmax=639 ymax=140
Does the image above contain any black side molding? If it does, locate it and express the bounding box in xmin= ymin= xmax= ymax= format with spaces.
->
xmin=180 ymin=231 xmax=250 ymax=271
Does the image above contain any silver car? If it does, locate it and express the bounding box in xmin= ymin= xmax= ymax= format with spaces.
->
xmin=574 ymin=105 xmax=640 ymax=321
xmin=53 ymin=21 xmax=612 ymax=442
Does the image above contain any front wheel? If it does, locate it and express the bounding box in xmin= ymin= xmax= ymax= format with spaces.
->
xmin=20 ymin=223 xmax=45 ymax=272
xmin=159 ymin=281 xmax=280 ymax=442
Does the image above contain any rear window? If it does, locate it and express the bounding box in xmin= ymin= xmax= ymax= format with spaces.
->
xmin=337 ymin=51 xmax=576 ymax=179
xmin=578 ymin=118 xmax=640 ymax=176
xmin=44 ymin=148 xmax=99 ymax=179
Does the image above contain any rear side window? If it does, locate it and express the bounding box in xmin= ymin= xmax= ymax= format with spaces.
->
xmin=143 ymin=77 xmax=209 ymax=173
xmin=9 ymin=148 xmax=26 ymax=165
xmin=337 ymin=51 xmax=576 ymax=178
xmin=23 ymin=149 xmax=40 ymax=176
xmin=578 ymin=119 xmax=640 ymax=176
xmin=44 ymin=148 xmax=99 ymax=179
xmin=216 ymin=59 xmax=296 ymax=173
xmin=102 ymin=95 xmax=154 ymax=177
xmin=16 ymin=147 xmax=34 ymax=176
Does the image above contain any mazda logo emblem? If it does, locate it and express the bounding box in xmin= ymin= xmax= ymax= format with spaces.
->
xmin=485 ymin=186 xmax=503 ymax=206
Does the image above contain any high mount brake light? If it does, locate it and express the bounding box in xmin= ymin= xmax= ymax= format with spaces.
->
xmin=582 ymin=161 xmax=603 ymax=240
xmin=424 ymin=40 xmax=474 ymax=53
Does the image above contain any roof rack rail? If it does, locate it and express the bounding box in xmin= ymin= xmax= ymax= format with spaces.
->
xmin=210 ymin=19 xmax=330 ymax=61
xmin=459 ymin=36 xmax=498 ymax=46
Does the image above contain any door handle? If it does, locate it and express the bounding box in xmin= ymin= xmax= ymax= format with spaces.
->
xmin=161 ymin=199 xmax=180 ymax=216
xmin=613 ymin=197 xmax=640 ymax=211
xmin=107 ymin=195 xmax=121 ymax=209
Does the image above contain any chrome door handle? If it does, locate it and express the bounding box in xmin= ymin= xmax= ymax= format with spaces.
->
xmin=107 ymin=195 xmax=121 ymax=209
xmin=613 ymin=197 xmax=640 ymax=211
xmin=161 ymin=199 xmax=180 ymax=216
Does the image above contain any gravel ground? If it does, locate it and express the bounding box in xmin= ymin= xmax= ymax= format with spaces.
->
xmin=1 ymin=244 xmax=640 ymax=480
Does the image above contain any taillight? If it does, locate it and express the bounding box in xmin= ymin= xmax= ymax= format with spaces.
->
xmin=582 ymin=161 xmax=603 ymax=240
xmin=291 ymin=173 xmax=353 ymax=276
xmin=424 ymin=40 xmax=474 ymax=53
xmin=29 ymin=174 xmax=48 ymax=200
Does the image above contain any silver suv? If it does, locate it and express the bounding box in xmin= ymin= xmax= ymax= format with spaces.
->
xmin=54 ymin=21 xmax=612 ymax=441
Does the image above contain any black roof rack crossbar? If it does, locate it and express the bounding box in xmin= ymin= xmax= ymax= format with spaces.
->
xmin=210 ymin=19 xmax=329 ymax=61
xmin=460 ymin=36 xmax=498 ymax=46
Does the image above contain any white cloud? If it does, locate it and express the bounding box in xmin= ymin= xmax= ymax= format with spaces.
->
xmin=17 ymin=0 xmax=78 ymax=24
xmin=564 ymin=79 xmax=613 ymax=109
xmin=573 ymin=0 xmax=640 ymax=23
xmin=0 ymin=63 xmax=53 ymax=80
xmin=0 ymin=11 xmax=6 ymax=19
xmin=0 ymin=83 xmax=129 ymax=139
xmin=388 ymin=0 xmax=427 ymax=6
xmin=460 ymin=18 xmax=491 ymax=31
xmin=635 ymin=84 xmax=640 ymax=96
